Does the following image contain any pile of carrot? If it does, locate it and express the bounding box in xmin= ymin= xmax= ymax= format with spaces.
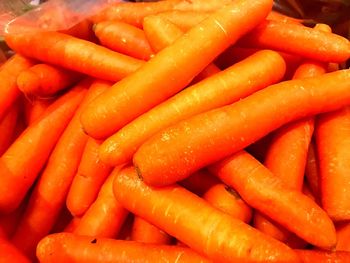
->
xmin=0 ymin=0 xmax=350 ymax=262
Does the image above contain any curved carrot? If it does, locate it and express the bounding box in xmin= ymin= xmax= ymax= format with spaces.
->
xmin=0 ymin=237 xmax=30 ymax=263
xmin=81 ymin=0 xmax=274 ymax=139
xmin=37 ymin=232 xmax=211 ymax=263
xmin=0 ymin=83 xmax=87 ymax=214
xmin=101 ymin=49 xmax=285 ymax=166
xmin=134 ymin=69 xmax=350 ymax=186
xmin=336 ymin=222 xmax=350 ymax=251
xmin=11 ymin=79 xmax=105 ymax=259
xmin=0 ymin=102 xmax=19 ymax=156
xmin=67 ymin=138 xmax=113 ymax=217
xmin=24 ymin=98 xmax=53 ymax=126
xmin=295 ymin=249 xmax=350 ymax=263
xmin=94 ymin=21 xmax=153 ymax=61
xmin=17 ymin=64 xmax=81 ymax=98
xmin=131 ymin=216 xmax=173 ymax=245
xmin=5 ymin=32 xmax=144 ymax=82
xmin=238 ymin=20 xmax=350 ymax=62
xmin=0 ymin=54 xmax=34 ymax=121
xmin=179 ymin=170 xmax=219 ymax=196
xmin=113 ymin=166 xmax=301 ymax=262
xmin=203 ymin=184 xmax=252 ymax=223
xmin=73 ymin=167 xmax=128 ymax=238
xmin=209 ymin=150 xmax=336 ymax=249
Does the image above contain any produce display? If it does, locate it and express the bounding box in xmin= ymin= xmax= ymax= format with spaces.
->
xmin=0 ymin=0 xmax=350 ymax=262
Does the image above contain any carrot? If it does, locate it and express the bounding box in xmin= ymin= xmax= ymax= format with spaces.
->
xmin=0 ymin=54 xmax=34 ymax=121
xmin=238 ymin=20 xmax=350 ymax=62
xmin=305 ymin=141 xmax=321 ymax=200
xmin=94 ymin=21 xmax=153 ymax=61
xmin=11 ymin=79 xmax=106 ymax=259
xmin=67 ymin=138 xmax=113 ymax=217
xmin=336 ymin=222 xmax=350 ymax=251
xmin=156 ymin=11 xmax=212 ymax=31
xmin=0 ymin=82 xmax=87 ymax=214
xmin=131 ymin=217 xmax=173 ymax=245
xmin=113 ymin=166 xmax=300 ymax=262
xmin=133 ymin=69 xmax=350 ymax=186
xmin=5 ymin=32 xmax=144 ymax=82
xmin=295 ymin=249 xmax=350 ymax=263
xmin=316 ymin=106 xmax=350 ymax=221
xmin=0 ymin=102 xmax=19 ymax=156
xmin=62 ymin=20 xmax=95 ymax=41
xmin=81 ymin=0 xmax=274 ymax=139
xmin=100 ymin=49 xmax=285 ymax=166
xmin=73 ymin=167 xmax=128 ymax=238
xmin=24 ymin=97 xmax=53 ymax=126
xmin=0 ymin=237 xmax=30 ymax=263
xmin=209 ymin=150 xmax=336 ymax=249
xmin=179 ymin=170 xmax=220 ymax=196
xmin=203 ymin=184 xmax=252 ymax=223
xmin=36 ymin=232 xmax=211 ymax=263
xmin=17 ymin=64 xmax=81 ymax=98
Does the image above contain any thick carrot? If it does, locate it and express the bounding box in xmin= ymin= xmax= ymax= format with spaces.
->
xmin=209 ymin=150 xmax=336 ymax=249
xmin=316 ymin=106 xmax=350 ymax=221
xmin=81 ymin=0 xmax=274 ymax=139
xmin=179 ymin=170 xmax=220 ymax=196
xmin=37 ymin=232 xmax=211 ymax=263
xmin=113 ymin=166 xmax=301 ymax=262
xmin=94 ymin=21 xmax=153 ymax=61
xmin=336 ymin=222 xmax=350 ymax=251
xmin=100 ymin=49 xmax=285 ymax=166
xmin=0 ymin=237 xmax=30 ymax=263
xmin=238 ymin=20 xmax=350 ymax=62
xmin=0 ymin=102 xmax=19 ymax=156
xmin=203 ymin=184 xmax=252 ymax=223
xmin=134 ymin=69 xmax=350 ymax=186
xmin=17 ymin=64 xmax=81 ymax=98
xmin=304 ymin=141 xmax=321 ymax=201
xmin=295 ymin=249 xmax=350 ymax=263
xmin=0 ymin=54 xmax=34 ymax=121
xmin=73 ymin=167 xmax=128 ymax=238
xmin=5 ymin=32 xmax=144 ymax=82
xmin=131 ymin=216 xmax=173 ymax=245
xmin=24 ymin=98 xmax=53 ymax=126
xmin=11 ymin=79 xmax=106 ymax=259
xmin=0 ymin=83 xmax=87 ymax=214
xmin=67 ymin=138 xmax=113 ymax=217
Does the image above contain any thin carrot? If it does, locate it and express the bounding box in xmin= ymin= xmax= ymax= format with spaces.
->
xmin=304 ymin=141 xmax=320 ymax=200
xmin=94 ymin=21 xmax=153 ymax=61
xmin=100 ymin=49 xmax=285 ymax=166
xmin=336 ymin=222 xmax=350 ymax=251
xmin=0 ymin=54 xmax=34 ymax=121
xmin=5 ymin=32 xmax=144 ymax=82
xmin=0 ymin=237 xmax=30 ymax=263
xmin=0 ymin=102 xmax=19 ymax=156
xmin=295 ymin=249 xmax=350 ymax=263
xmin=81 ymin=0 xmax=274 ymax=139
xmin=0 ymin=83 xmax=87 ymax=214
xmin=73 ymin=167 xmax=128 ymax=238
xmin=179 ymin=170 xmax=220 ymax=196
xmin=67 ymin=138 xmax=113 ymax=217
xmin=37 ymin=232 xmax=212 ymax=263
xmin=131 ymin=216 xmax=173 ymax=245
xmin=238 ymin=20 xmax=350 ymax=62
xmin=11 ymin=79 xmax=106 ymax=259
xmin=203 ymin=184 xmax=252 ymax=223
xmin=24 ymin=97 xmax=53 ymax=126
xmin=209 ymin=150 xmax=336 ymax=249
xmin=113 ymin=166 xmax=300 ymax=262
xmin=17 ymin=64 xmax=81 ymax=98
xmin=134 ymin=69 xmax=350 ymax=186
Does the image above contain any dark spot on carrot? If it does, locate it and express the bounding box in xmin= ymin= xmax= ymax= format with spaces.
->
xmin=91 ymin=238 xmax=97 ymax=244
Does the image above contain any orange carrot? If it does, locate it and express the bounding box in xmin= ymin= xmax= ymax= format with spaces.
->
xmin=209 ymin=150 xmax=336 ymax=249
xmin=0 ymin=54 xmax=34 ymax=121
xmin=17 ymin=64 xmax=81 ymax=98
xmin=11 ymin=79 xmax=106 ymax=259
xmin=238 ymin=20 xmax=350 ymax=62
xmin=94 ymin=21 xmax=153 ymax=60
xmin=0 ymin=83 xmax=87 ymax=214
xmin=295 ymin=249 xmax=350 ymax=263
xmin=0 ymin=237 xmax=30 ymax=263
xmin=203 ymin=184 xmax=252 ymax=223
xmin=81 ymin=0 xmax=274 ymax=139
xmin=156 ymin=11 xmax=212 ymax=31
xmin=73 ymin=167 xmax=128 ymax=238
xmin=100 ymin=49 xmax=285 ymax=166
xmin=5 ymin=32 xmax=144 ymax=82
xmin=67 ymin=138 xmax=113 ymax=217
xmin=37 ymin=232 xmax=212 ymax=263
xmin=305 ymin=141 xmax=321 ymax=201
xmin=113 ymin=166 xmax=300 ymax=262
xmin=336 ymin=222 xmax=350 ymax=251
xmin=179 ymin=170 xmax=220 ymax=196
xmin=131 ymin=216 xmax=173 ymax=245
xmin=0 ymin=102 xmax=19 ymax=156
xmin=24 ymin=97 xmax=53 ymax=126
xmin=134 ymin=69 xmax=350 ymax=186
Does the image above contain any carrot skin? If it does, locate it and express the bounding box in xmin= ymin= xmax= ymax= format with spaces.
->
xmin=24 ymin=98 xmax=53 ymax=126
xmin=295 ymin=249 xmax=350 ymax=263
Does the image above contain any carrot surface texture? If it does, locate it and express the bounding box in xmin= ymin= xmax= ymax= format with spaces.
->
xmin=36 ymin=232 xmax=211 ymax=263
xmin=113 ymin=166 xmax=301 ymax=263
xmin=295 ymin=249 xmax=350 ymax=263
xmin=134 ymin=69 xmax=350 ymax=186
xmin=80 ymin=0 xmax=274 ymax=139
xmin=5 ymin=32 xmax=144 ymax=82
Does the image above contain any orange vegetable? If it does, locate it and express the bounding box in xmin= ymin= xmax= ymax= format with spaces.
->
xmin=24 ymin=98 xmax=53 ymax=126
xmin=0 ymin=237 xmax=30 ymax=263
xmin=295 ymin=249 xmax=350 ymax=263
xmin=0 ymin=102 xmax=19 ymax=156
